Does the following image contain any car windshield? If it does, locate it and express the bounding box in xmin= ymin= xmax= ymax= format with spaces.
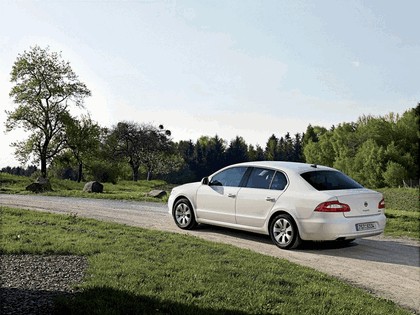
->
xmin=301 ymin=170 xmax=363 ymax=191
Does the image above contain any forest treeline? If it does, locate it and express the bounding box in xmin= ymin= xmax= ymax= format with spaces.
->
xmin=3 ymin=105 xmax=419 ymax=188
xmin=161 ymin=105 xmax=419 ymax=188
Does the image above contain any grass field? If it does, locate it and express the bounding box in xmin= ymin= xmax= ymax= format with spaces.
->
xmin=0 ymin=172 xmax=173 ymax=202
xmin=377 ymin=188 xmax=419 ymax=239
xmin=0 ymin=207 xmax=411 ymax=315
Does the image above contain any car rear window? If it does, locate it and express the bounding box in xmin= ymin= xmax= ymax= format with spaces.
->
xmin=301 ymin=170 xmax=363 ymax=191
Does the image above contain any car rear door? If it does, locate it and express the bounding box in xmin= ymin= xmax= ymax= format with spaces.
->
xmin=235 ymin=168 xmax=288 ymax=228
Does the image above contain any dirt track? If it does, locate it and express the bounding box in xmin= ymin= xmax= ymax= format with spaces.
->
xmin=1 ymin=194 xmax=419 ymax=313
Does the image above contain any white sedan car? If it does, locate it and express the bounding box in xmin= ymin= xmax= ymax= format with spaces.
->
xmin=168 ymin=161 xmax=386 ymax=249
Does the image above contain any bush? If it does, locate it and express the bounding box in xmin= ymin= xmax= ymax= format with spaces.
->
xmin=383 ymin=162 xmax=409 ymax=187
xmin=87 ymin=161 xmax=120 ymax=184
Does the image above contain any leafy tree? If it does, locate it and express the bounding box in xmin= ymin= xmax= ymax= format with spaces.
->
xmin=5 ymin=46 xmax=91 ymax=178
xmin=64 ymin=115 xmax=101 ymax=182
xmin=302 ymin=106 xmax=418 ymax=187
xmin=302 ymin=124 xmax=316 ymax=145
xmin=185 ymin=136 xmax=225 ymax=180
xmin=352 ymin=139 xmax=386 ymax=188
xmin=205 ymin=135 xmax=227 ymax=174
xmin=393 ymin=107 xmax=419 ymax=178
xmin=177 ymin=140 xmax=195 ymax=167
xmin=106 ymin=121 xmax=143 ymax=181
xmin=356 ymin=115 xmax=393 ymax=147
xmin=304 ymin=131 xmax=335 ymax=166
xmin=292 ymin=133 xmax=304 ymax=162
xmin=140 ymin=124 xmax=173 ymax=181
xmin=283 ymin=132 xmax=294 ymax=161
xmin=225 ymin=136 xmax=249 ymax=165
xmin=265 ymin=134 xmax=279 ymax=160
xmin=190 ymin=139 xmax=208 ymax=179
xmin=107 ymin=121 xmax=172 ymax=181
xmin=302 ymin=124 xmax=328 ymax=145
xmin=1 ymin=165 xmax=37 ymax=177
xmin=383 ymin=161 xmax=408 ymax=187
xmin=88 ymin=159 xmax=121 ymax=184
xmin=248 ymin=144 xmax=265 ymax=161
xmin=151 ymin=152 xmax=184 ymax=180
xmin=277 ymin=137 xmax=286 ymax=161
xmin=330 ymin=123 xmax=360 ymax=175
xmin=50 ymin=150 xmax=78 ymax=180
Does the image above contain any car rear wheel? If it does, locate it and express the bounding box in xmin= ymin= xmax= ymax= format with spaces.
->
xmin=173 ymin=198 xmax=197 ymax=230
xmin=269 ymin=213 xmax=301 ymax=249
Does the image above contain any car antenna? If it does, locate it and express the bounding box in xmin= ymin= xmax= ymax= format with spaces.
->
xmin=310 ymin=164 xmax=317 ymax=168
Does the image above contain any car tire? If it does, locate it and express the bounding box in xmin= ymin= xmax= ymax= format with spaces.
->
xmin=269 ymin=213 xmax=301 ymax=250
xmin=173 ymin=198 xmax=197 ymax=230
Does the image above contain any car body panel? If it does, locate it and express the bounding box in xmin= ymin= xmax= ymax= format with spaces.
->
xmin=235 ymin=187 xmax=285 ymax=227
xmin=195 ymin=185 xmax=239 ymax=224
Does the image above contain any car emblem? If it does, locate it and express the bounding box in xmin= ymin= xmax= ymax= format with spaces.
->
xmin=364 ymin=202 xmax=368 ymax=207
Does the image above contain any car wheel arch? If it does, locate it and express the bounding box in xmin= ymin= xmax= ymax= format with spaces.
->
xmin=172 ymin=195 xmax=197 ymax=215
xmin=172 ymin=196 xmax=199 ymax=230
xmin=268 ymin=210 xmax=302 ymax=238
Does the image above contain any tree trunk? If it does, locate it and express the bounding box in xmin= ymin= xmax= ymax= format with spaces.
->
xmin=77 ymin=162 xmax=83 ymax=183
xmin=132 ymin=165 xmax=139 ymax=182
xmin=147 ymin=168 xmax=152 ymax=181
xmin=41 ymin=156 xmax=47 ymax=178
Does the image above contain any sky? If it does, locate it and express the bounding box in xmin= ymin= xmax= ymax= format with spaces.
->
xmin=0 ymin=0 xmax=419 ymax=168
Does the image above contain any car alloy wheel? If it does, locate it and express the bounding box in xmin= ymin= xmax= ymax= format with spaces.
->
xmin=269 ymin=213 xmax=301 ymax=249
xmin=173 ymin=198 xmax=197 ymax=230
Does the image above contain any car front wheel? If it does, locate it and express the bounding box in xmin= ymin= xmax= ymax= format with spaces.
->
xmin=173 ymin=198 xmax=197 ymax=230
xmin=269 ymin=213 xmax=301 ymax=249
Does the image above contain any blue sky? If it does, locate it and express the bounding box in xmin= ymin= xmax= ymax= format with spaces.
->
xmin=0 ymin=0 xmax=418 ymax=167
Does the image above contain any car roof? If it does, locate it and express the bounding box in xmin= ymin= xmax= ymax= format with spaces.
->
xmin=229 ymin=161 xmax=335 ymax=174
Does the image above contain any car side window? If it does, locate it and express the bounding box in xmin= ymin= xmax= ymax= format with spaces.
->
xmin=209 ymin=167 xmax=247 ymax=187
xmin=246 ymin=168 xmax=275 ymax=189
xmin=270 ymin=171 xmax=287 ymax=190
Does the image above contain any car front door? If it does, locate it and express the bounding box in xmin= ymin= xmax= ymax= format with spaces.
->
xmin=236 ymin=168 xmax=288 ymax=228
xmin=196 ymin=166 xmax=248 ymax=224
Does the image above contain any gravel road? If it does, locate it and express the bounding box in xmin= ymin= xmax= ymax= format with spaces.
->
xmin=1 ymin=194 xmax=419 ymax=313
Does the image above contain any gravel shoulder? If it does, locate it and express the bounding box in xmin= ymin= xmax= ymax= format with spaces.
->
xmin=1 ymin=194 xmax=419 ymax=314
xmin=0 ymin=255 xmax=87 ymax=315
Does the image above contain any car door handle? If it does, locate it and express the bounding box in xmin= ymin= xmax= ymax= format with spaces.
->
xmin=266 ymin=197 xmax=276 ymax=202
xmin=228 ymin=194 xmax=236 ymax=198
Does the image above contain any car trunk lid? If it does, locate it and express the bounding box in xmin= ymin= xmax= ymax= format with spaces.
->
xmin=327 ymin=189 xmax=383 ymax=218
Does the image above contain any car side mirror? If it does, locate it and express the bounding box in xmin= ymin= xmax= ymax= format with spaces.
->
xmin=201 ymin=177 xmax=209 ymax=185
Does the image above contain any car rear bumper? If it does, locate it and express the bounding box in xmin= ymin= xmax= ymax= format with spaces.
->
xmin=298 ymin=212 xmax=386 ymax=241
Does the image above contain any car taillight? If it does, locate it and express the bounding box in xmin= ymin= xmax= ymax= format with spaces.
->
xmin=378 ymin=198 xmax=385 ymax=209
xmin=315 ymin=201 xmax=351 ymax=212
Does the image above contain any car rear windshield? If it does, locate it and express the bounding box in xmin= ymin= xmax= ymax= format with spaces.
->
xmin=301 ymin=170 xmax=363 ymax=191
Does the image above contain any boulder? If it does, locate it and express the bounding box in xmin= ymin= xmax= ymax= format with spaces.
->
xmin=26 ymin=177 xmax=52 ymax=193
xmin=83 ymin=181 xmax=103 ymax=193
xmin=148 ymin=190 xmax=167 ymax=198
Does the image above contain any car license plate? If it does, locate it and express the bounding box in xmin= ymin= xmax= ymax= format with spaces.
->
xmin=356 ymin=222 xmax=376 ymax=231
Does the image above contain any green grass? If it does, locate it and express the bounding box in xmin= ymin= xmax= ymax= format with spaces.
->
xmin=384 ymin=209 xmax=420 ymax=239
xmin=376 ymin=188 xmax=420 ymax=240
xmin=0 ymin=207 xmax=411 ymax=315
xmin=0 ymin=172 xmax=31 ymax=193
xmin=0 ymin=173 xmax=173 ymax=202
